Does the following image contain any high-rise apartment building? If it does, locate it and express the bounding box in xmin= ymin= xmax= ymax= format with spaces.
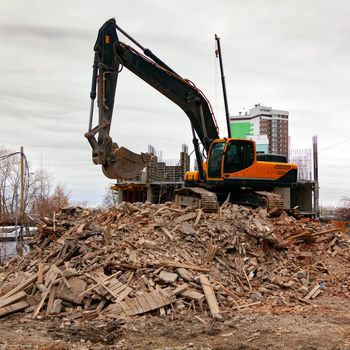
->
xmin=230 ymin=104 xmax=289 ymax=156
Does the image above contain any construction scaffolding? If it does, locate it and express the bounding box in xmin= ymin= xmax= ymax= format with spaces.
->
xmin=289 ymin=149 xmax=313 ymax=181
xmin=113 ymin=144 xmax=190 ymax=204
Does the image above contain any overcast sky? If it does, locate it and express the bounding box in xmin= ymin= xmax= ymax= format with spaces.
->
xmin=1 ymin=0 xmax=349 ymax=206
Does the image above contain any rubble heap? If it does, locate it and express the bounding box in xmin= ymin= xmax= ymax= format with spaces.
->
xmin=0 ymin=202 xmax=349 ymax=321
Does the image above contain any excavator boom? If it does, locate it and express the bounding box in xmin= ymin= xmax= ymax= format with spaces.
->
xmin=85 ymin=18 xmax=219 ymax=180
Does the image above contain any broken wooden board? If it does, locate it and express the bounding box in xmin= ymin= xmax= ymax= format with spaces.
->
xmin=86 ymin=271 xmax=132 ymax=303
xmin=304 ymin=284 xmax=321 ymax=301
xmin=0 ymin=291 xmax=27 ymax=309
xmin=181 ymin=289 xmax=205 ymax=302
xmin=174 ymin=212 xmax=197 ymax=224
xmin=162 ymin=261 xmax=210 ymax=272
xmin=44 ymin=264 xmax=61 ymax=288
xmin=107 ymin=289 xmax=174 ymax=317
xmin=0 ymin=300 xmax=29 ymax=318
xmin=0 ymin=273 xmax=38 ymax=300
xmin=199 ymin=275 xmax=222 ymax=320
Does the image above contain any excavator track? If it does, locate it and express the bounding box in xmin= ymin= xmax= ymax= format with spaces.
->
xmin=254 ymin=191 xmax=284 ymax=217
xmin=173 ymin=187 xmax=219 ymax=213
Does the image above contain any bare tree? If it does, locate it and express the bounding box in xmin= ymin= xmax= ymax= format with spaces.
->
xmin=336 ymin=197 xmax=350 ymax=221
xmin=102 ymin=185 xmax=118 ymax=208
xmin=31 ymin=182 xmax=70 ymax=218
xmin=0 ymin=146 xmax=71 ymax=220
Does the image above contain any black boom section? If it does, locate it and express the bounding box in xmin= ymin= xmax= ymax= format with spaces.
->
xmin=93 ymin=18 xmax=120 ymax=139
xmin=113 ymin=42 xmax=219 ymax=151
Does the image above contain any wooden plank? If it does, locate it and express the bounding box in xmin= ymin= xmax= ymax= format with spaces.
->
xmin=231 ymin=301 xmax=261 ymax=310
xmin=115 ymin=287 xmax=132 ymax=303
xmin=160 ymin=226 xmax=174 ymax=240
xmin=0 ymin=291 xmax=27 ymax=308
xmin=162 ymin=261 xmax=210 ymax=272
xmin=80 ymin=271 xmax=121 ymax=297
xmin=106 ymin=279 xmax=123 ymax=290
xmin=0 ymin=301 xmax=29 ymax=318
xmin=0 ymin=273 xmax=37 ymax=301
xmin=181 ymin=289 xmax=205 ymax=301
xmin=137 ymin=294 xmax=152 ymax=312
xmin=116 ymin=290 xmax=172 ymax=316
xmin=199 ymin=275 xmax=222 ymax=320
xmin=174 ymin=212 xmax=197 ymax=224
xmin=46 ymin=287 xmax=56 ymax=316
xmin=96 ymin=299 xmax=107 ymax=312
xmin=169 ymin=284 xmax=189 ymax=297
xmin=33 ymin=288 xmax=50 ymax=318
xmin=194 ymin=209 xmax=203 ymax=227
xmin=158 ymin=288 xmax=174 ymax=305
xmin=311 ymin=289 xmax=322 ymax=299
xmin=125 ymin=298 xmax=143 ymax=316
xmin=111 ymin=284 xmax=127 ymax=295
xmin=147 ymin=291 xmax=164 ymax=309
xmin=44 ymin=264 xmax=60 ymax=288
xmin=304 ymin=284 xmax=320 ymax=301
xmin=37 ymin=263 xmax=44 ymax=284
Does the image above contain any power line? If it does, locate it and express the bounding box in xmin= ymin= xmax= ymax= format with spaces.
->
xmin=319 ymin=137 xmax=350 ymax=152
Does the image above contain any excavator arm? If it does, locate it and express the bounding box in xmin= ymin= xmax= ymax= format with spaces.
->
xmin=85 ymin=18 xmax=219 ymax=180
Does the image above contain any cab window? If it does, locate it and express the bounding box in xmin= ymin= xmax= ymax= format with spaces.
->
xmin=208 ymin=142 xmax=225 ymax=178
xmin=224 ymin=140 xmax=254 ymax=173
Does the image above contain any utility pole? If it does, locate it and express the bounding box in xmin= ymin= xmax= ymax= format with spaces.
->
xmin=312 ymin=136 xmax=319 ymax=218
xmin=20 ymin=146 xmax=25 ymax=226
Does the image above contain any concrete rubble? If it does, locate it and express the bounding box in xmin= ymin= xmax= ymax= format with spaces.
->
xmin=0 ymin=202 xmax=349 ymax=322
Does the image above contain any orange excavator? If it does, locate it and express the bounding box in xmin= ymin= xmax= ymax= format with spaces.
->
xmin=85 ymin=19 xmax=298 ymax=214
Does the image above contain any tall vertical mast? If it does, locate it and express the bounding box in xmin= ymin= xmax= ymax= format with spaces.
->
xmin=215 ymin=34 xmax=231 ymax=138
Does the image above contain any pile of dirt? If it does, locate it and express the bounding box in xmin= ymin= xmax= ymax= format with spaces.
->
xmin=0 ymin=202 xmax=349 ymax=322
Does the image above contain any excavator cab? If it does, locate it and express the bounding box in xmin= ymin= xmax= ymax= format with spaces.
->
xmin=207 ymin=139 xmax=255 ymax=179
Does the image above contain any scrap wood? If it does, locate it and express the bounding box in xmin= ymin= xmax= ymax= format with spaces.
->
xmin=44 ymin=264 xmax=61 ymax=288
xmin=80 ymin=271 xmax=122 ymax=297
xmin=168 ymin=283 xmax=189 ymax=297
xmin=180 ymin=289 xmax=205 ymax=301
xmin=276 ymin=231 xmax=314 ymax=248
xmin=33 ymin=287 xmax=51 ymax=318
xmin=37 ymin=262 xmax=44 ymax=284
xmin=159 ymin=226 xmax=174 ymax=240
xmin=82 ymin=271 xmax=131 ymax=303
xmin=0 ymin=272 xmax=39 ymax=301
xmin=0 ymin=300 xmax=29 ymax=318
xmin=230 ymin=301 xmax=262 ymax=310
xmin=0 ymin=291 xmax=27 ymax=308
xmin=46 ymin=287 xmax=56 ymax=316
xmin=174 ymin=212 xmax=197 ymax=224
xmin=162 ymin=261 xmax=210 ymax=272
xmin=242 ymin=268 xmax=252 ymax=291
xmin=215 ymin=281 xmax=240 ymax=301
xmin=304 ymin=284 xmax=321 ymax=301
xmin=1 ymin=200 xmax=349 ymax=322
xmin=108 ymin=289 xmax=174 ymax=316
xmin=312 ymin=228 xmax=340 ymax=237
xmin=206 ymin=241 xmax=218 ymax=262
xmin=199 ymin=275 xmax=222 ymax=320
xmin=194 ymin=209 xmax=203 ymax=227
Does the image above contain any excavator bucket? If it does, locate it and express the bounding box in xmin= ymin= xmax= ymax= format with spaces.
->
xmin=102 ymin=147 xmax=153 ymax=180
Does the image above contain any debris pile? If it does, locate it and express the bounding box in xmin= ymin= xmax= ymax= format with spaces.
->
xmin=0 ymin=202 xmax=349 ymax=321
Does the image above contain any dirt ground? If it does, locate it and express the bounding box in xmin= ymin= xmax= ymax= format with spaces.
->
xmin=0 ymin=295 xmax=349 ymax=350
